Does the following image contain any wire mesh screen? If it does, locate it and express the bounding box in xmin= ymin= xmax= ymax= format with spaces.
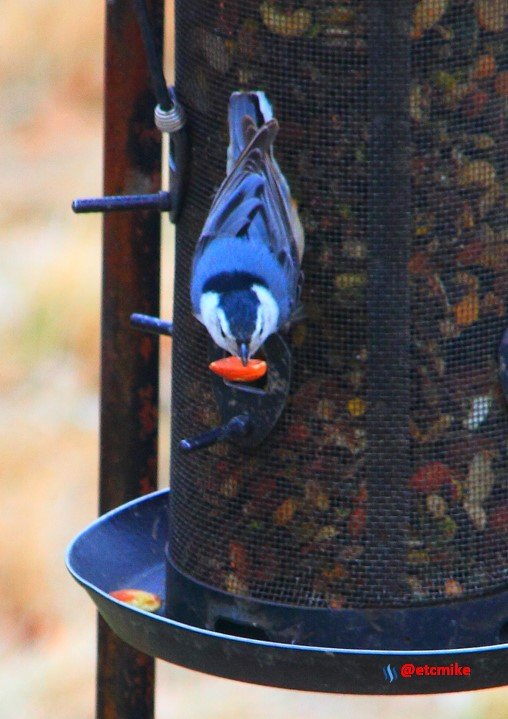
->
xmin=169 ymin=0 xmax=508 ymax=610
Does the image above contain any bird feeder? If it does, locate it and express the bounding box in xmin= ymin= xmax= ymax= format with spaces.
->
xmin=68 ymin=0 xmax=508 ymax=703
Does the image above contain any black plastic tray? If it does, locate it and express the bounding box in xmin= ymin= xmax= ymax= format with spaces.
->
xmin=66 ymin=489 xmax=508 ymax=694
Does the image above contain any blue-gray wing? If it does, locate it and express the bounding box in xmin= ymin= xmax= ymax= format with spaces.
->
xmin=195 ymin=119 xmax=303 ymax=292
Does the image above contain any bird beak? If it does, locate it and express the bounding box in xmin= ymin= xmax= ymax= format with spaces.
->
xmin=239 ymin=342 xmax=249 ymax=366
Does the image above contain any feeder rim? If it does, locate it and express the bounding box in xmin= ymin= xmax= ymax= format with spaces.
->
xmin=65 ymin=488 xmax=508 ymax=659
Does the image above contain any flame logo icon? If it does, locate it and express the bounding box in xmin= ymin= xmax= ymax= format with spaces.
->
xmin=383 ymin=664 xmax=398 ymax=682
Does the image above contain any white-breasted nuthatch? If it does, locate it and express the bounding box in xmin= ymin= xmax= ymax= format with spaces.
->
xmin=190 ymin=90 xmax=305 ymax=365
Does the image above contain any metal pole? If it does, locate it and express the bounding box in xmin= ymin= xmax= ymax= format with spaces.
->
xmin=97 ymin=0 xmax=163 ymax=717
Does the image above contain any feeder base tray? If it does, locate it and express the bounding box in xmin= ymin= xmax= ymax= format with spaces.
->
xmin=66 ymin=489 xmax=508 ymax=694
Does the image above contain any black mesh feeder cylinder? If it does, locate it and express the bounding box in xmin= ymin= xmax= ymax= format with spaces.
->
xmin=66 ymin=0 xmax=508 ymax=699
xmin=167 ymin=0 xmax=508 ymax=664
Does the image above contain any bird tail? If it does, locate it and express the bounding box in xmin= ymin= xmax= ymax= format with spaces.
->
xmin=227 ymin=91 xmax=274 ymax=174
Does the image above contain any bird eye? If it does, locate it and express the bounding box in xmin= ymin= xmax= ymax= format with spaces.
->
xmin=220 ymin=326 xmax=226 ymax=339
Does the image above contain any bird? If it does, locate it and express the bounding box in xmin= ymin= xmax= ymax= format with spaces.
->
xmin=190 ymin=90 xmax=304 ymax=366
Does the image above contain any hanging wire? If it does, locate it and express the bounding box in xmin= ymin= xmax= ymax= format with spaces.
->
xmin=132 ymin=0 xmax=172 ymax=111
xmin=132 ymin=0 xmax=186 ymax=134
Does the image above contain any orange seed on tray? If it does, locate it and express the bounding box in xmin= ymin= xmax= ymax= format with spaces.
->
xmin=109 ymin=589 xmax=162 ymax=612
xmin=209 ymin=356 xmax=267 ymax=382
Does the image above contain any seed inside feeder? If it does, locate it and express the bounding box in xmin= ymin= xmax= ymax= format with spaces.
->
xmin=169 ymin=0 xmax=508 ymax=619
xmin=209 ymin=356 xmax=268 ymax=382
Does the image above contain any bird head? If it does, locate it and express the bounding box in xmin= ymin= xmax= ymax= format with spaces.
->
xmin=199 ymin=274 xmax=279 ymax=364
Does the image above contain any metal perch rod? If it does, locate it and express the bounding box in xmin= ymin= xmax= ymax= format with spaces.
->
xmin=72 ymin=191 xmax=172 ymax=213
xmin=130 ymin=313 xmax=173 ymax=336
xmin=180 ymin=413 xmax=252 ymax=452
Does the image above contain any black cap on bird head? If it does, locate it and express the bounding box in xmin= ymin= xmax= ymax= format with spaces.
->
xmin=218 ymin=288 xmax=260 ymax=366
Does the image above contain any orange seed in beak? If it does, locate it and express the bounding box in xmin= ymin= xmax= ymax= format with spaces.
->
xmin=209 ymin=356 xmax=267 ymax=382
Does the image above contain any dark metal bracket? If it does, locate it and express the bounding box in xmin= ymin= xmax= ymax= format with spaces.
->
xmin=167 ymin=111 xmax=190 ymax=224
xmin=499 ymin=326 xmax=508 ymax=402
xmin=207 ymin=332 xmax=292 ymax=449
xmin=180 ymin=333 xmax=292 ymax=451
xmin=131 ymin=313 xmax=292 ymax=452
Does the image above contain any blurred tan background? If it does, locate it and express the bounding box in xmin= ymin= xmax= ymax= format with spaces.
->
xmin=0 ymin=0 xmax=506 ymax=717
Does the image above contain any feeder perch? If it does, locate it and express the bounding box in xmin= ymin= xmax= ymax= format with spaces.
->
xmin=68 ymin=0 xmax=508 ymax=702
xmin=130 ymin=313 xmax=173 ymax=337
